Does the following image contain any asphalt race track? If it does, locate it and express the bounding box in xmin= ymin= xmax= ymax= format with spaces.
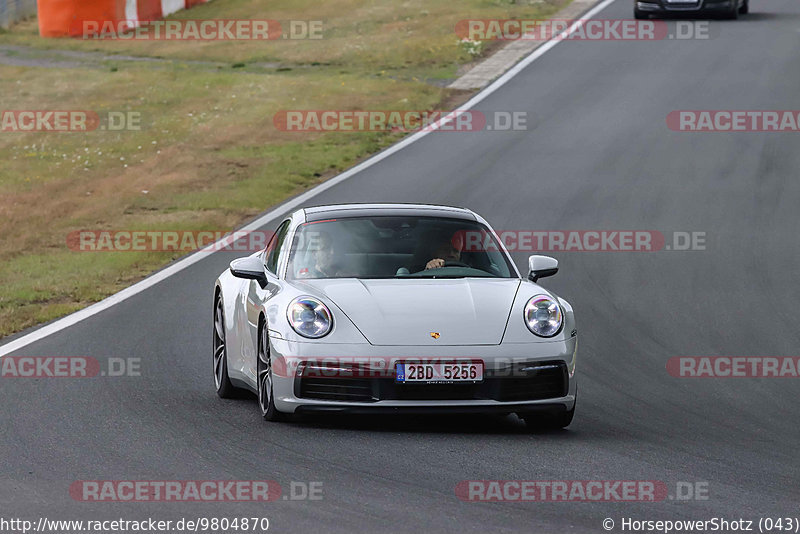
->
xmin=2 ymin=0 xmax=800 ymax=531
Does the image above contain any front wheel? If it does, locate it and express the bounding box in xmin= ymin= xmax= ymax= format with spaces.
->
xmin=213 ymin=295 xmax=237 ymax=398
xmin=633 ymin=9 xmax=648 ymax=19
xmin=258 ymin=321 xmax=285 ymax=421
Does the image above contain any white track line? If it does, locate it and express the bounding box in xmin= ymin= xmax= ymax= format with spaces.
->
xmin=0 ymin=0 xmax=617 ymax=357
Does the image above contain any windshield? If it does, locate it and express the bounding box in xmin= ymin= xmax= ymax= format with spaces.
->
xmin=286 ymin=216 xmax=516 ymax=280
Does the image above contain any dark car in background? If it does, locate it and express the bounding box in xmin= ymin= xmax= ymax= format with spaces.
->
xmin=635 ymin=0 xmax=748 ymax=19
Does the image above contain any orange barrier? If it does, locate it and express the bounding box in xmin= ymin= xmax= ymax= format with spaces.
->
xmin=137 ymin=0 xmax=163 ymax=21
xmin=38 ymin=0 xmax=124 ymax=37
xmin=37 ymin=0 xmax=210 ymax=38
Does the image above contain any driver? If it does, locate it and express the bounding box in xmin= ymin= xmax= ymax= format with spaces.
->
xmin=424 ymin=231 xmax=465 ymax=270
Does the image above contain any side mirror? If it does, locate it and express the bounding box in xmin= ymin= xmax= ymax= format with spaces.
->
xmin=230 ymin=257 xmax=268 ymax=288
xmin=528 ymin=255 xmax=558 ymax=282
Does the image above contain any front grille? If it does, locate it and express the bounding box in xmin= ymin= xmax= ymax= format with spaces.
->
xmin=294 ymin=361 xmax=568 ymax=403
xmin=297 ymin=377 xmax=376 ymax=402
xmin=492 ymin=375 xmax=567 ymax=402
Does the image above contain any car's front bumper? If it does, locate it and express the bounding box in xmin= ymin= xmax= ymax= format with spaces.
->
xmin=293 ymin=401 xmax=573 ymax=416
xmin=268 ymin=336 xmax=578 ymax=414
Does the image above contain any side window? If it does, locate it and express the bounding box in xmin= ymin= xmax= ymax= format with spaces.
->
xmin=265 ymin=220 xmax=291 ymax=274
xmin=262 ymin=229 xmax=278 ymax=263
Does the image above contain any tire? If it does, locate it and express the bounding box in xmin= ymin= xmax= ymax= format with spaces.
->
xmin=257 ymin=319 xmax=285 ymax=422
xmin=738 ymin=0 xmax=748 ymax=14
xmin=522 ymin=406 xmax=575 ymax=430
xmin=633 ymin=9 xmax=648 ymax=19
xmin=726 ymin=2 xmax=740 ymax=18
xmin=520 ymin=387 xmax=577 ymax=430
xmin=213 ymin=294 xmax=237 ymax=398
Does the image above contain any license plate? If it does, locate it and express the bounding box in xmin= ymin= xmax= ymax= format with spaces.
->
xmin=395 ymin=362 xmax=484 ymax=383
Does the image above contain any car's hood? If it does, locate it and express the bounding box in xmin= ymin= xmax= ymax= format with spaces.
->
xmin=296 ymin=278 xmax=521 ymax=346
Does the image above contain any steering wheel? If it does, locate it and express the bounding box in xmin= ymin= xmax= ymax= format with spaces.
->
xmin=442 ymin=260 xmax=471 ymax=268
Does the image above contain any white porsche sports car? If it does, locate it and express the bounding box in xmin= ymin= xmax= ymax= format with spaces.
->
xmin=213 ymin=204 xmax=578 ymax=428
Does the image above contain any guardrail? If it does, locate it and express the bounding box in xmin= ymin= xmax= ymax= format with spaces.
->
xmin=0 ymin=0 xmax=37 ymax=29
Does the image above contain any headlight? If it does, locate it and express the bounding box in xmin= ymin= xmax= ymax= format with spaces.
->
xmin=287 ymin=296 xmax=333 ymax=338
xmin=524 ymin=295 xmax=563 ymax=337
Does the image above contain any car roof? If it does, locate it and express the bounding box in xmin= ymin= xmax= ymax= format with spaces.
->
xmin=302 ymin=203 xmax=477 ymax=222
